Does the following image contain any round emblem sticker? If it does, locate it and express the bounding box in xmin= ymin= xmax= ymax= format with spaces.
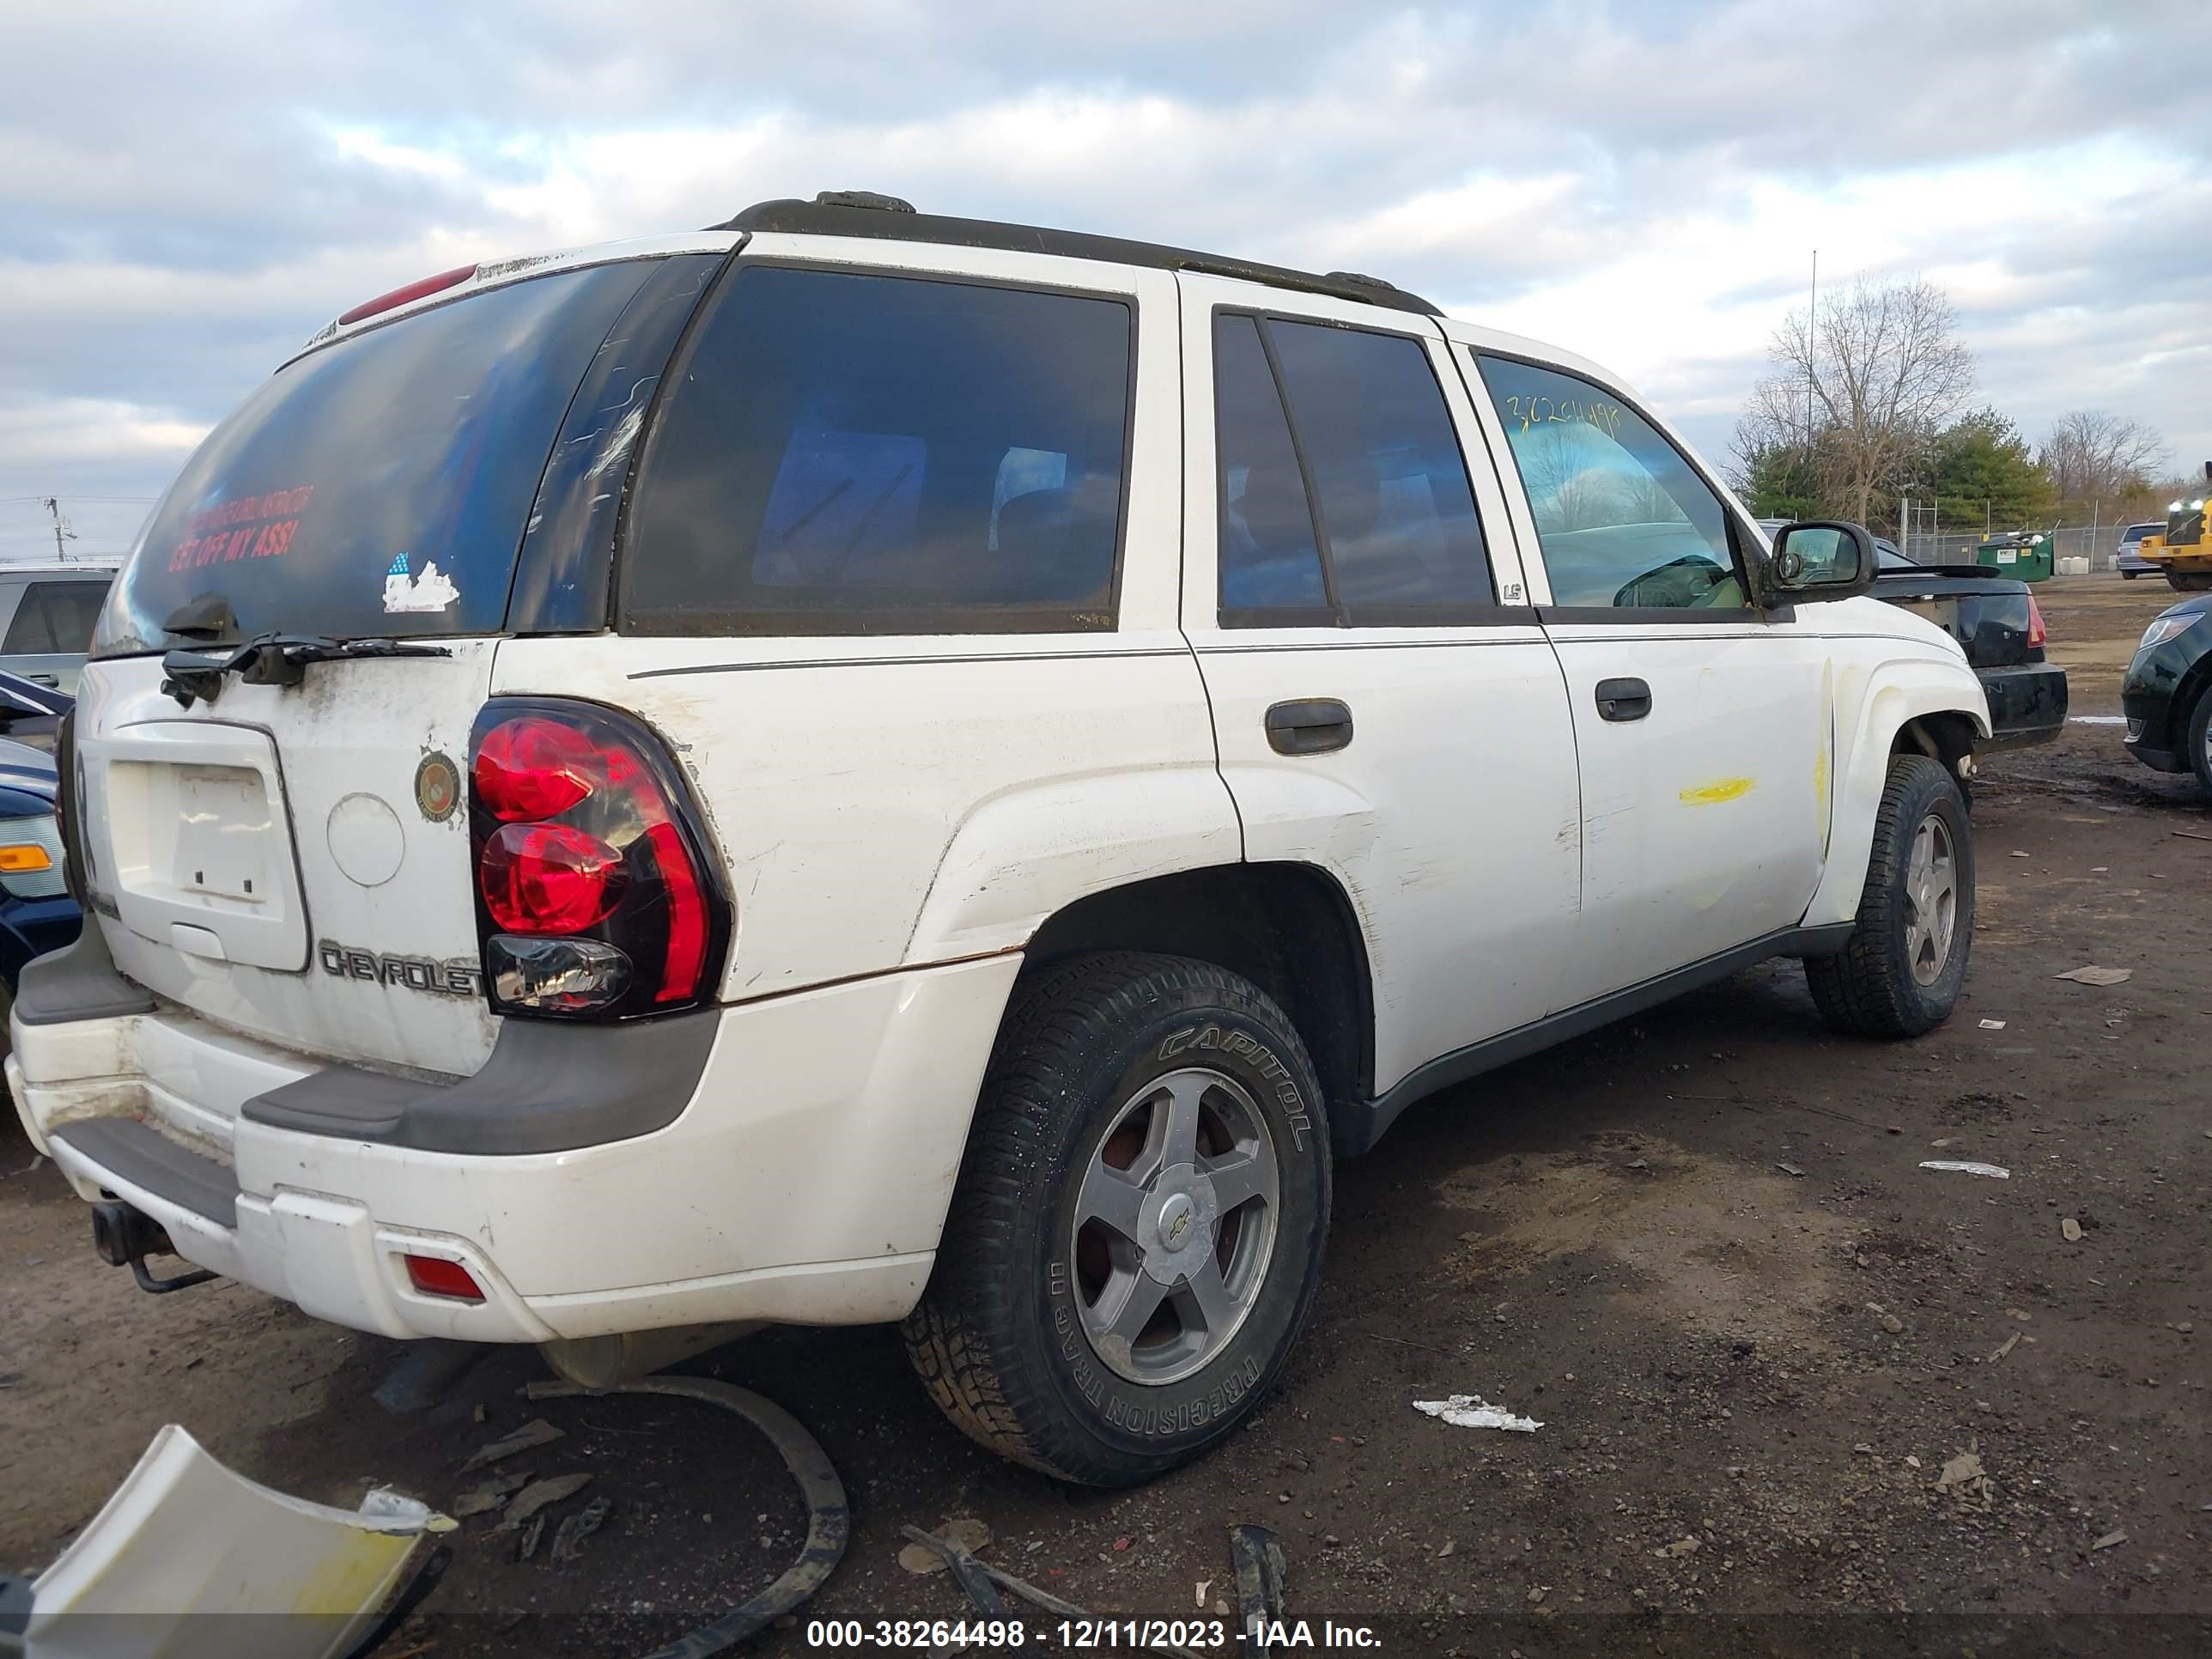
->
xmin=414 ymin=752 xmax=462 ymax=822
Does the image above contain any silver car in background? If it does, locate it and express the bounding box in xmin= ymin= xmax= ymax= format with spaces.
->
xmin=0 ymin=562 xmax=119 ymax=692
xmin=2115 ymin=522 xmax=2161 ymax=579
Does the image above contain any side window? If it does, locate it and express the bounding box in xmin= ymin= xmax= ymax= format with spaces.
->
xmin=1214 ymin=313 xmax=1492 ymax=625
xmin=0 ymin=586 xmax=52 ymax=654
xmin=1214 ymin=316 xmax=1328 ymax=617
xmin=626 ymin=266 xmax=1133 ymax=635
xmin=1267 ymin=321 xmax=1491 ymax=609
xmin=1476 ymin=355 xmax=1746 ymax=611
xmin=30 ymin=583 xmax=112 ymax=653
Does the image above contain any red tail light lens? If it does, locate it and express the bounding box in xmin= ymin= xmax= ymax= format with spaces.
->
xmin=481 ymin=823 xmax=625 ymax=933
xmin=338 ymin=264 xmax=478 ymax=326
xmin=474 ymin=716 xmax=598 ymax=822
xmin=2027 ymin=595 xmax=2047 ymax=650
xmin=467 ymin=701 xmax=730 ymax=1020
xmin=404 ymin=1254 xmax=485 ymax=1302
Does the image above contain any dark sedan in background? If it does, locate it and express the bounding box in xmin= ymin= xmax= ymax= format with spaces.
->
xmin=1868 ymin=540 xmax=2068 ymax=750
xmin=2123 ymin=593 xmax=2212 ymax=793
xmin=1757 ymin=521 xmax=2066 ymax=749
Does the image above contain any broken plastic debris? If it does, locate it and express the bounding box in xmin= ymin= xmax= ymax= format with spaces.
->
xmin=461 ymin=1416 xmax=564 ymax=1470
xmin=2093 ymin=1529 xmax=2127 ymax=1551
xmin=550 ymin=1494 xmax=611 ymax=1566
xmin=1978 ymin=1018 xmax=2007 ymax=1030
xmin=499 ymin=1473 xmax=594 ymax=1530
xmin=1413 ymin=1394 xmax=1542 ymax=1432
xmin=451 ymin=1468 xmax=532 ymax=1516
xmin=21 ymin=1425 xmax=447 ymax=1659
xmin=1921 ymin=1160 xmax=2010 ymax=1179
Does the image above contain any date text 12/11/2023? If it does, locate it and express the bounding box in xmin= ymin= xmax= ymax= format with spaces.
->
xmin=802 ymin=1619 xmax=1385 ymax=1649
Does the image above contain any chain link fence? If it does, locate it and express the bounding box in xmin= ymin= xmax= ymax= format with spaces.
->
xmin=1897 ymin=525 xmax=2135 ymax=570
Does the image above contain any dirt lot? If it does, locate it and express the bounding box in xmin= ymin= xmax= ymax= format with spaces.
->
xmin=3 ymin=574 xmax=2207 ymax=1655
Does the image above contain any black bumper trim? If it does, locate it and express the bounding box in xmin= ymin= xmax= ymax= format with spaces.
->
xmin=1975 ymin=662 xmax=2069 ymax=751
xmin=242 ymin=1006 xmax=722 ymax=1155
xmin=1333 ymin=921 xmax=1856 ymax=1157
xmin=12 ymin=921 xmax=155 ymax=1027
xmin=48 ymin=1117 xmax=240 ymax=1226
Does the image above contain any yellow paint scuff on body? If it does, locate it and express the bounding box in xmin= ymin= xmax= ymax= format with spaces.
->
xmin=1678 ymin=777 xmax=1756 ymax=806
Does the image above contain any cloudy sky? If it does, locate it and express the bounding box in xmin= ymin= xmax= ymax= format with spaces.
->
xmin=3 ymin=0 xmax=2206 ymax=562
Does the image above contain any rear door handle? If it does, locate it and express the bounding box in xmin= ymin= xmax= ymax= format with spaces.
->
xmin=1264 ymin=698 xmax=1353 ymax=756
xmin=1595 ymin=678 xmax=1651 ymax=722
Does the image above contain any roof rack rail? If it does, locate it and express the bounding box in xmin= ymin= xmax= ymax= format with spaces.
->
xmin=709 ymin=195 xmax=1442 ymax=317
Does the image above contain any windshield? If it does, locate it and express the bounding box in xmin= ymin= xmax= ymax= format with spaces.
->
xmin=94 ymin=261 xmax=658 ymax=657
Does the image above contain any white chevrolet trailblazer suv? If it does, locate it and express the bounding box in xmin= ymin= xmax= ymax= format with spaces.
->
xmin=11 ymin=193 xmax=1987 ymax=1486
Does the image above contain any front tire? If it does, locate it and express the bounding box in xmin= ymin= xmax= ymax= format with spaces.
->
xmin=2185 ymin=688 xmax=2212 ymax=797
xmin=1806 ymin=754 xmax=1975 ymax=1037
xmin=904 ymin=951 xmax=1330 ymax=1486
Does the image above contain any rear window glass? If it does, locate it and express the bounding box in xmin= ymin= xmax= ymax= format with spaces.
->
xmin=95 ymin=262 xmax=657 ymax=656
xmin=3 ymin=580 xmax=113 ymax=654
xmin=2124 ymin=524 xmax=2159 ymax=543
xmin=623 ymin=265 xmax=1133 ymax=635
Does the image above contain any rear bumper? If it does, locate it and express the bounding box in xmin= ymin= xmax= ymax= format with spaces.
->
xmin=1974 ymin=661 xmax=2069 ymax=751
xmin=10 ymin=947 xmax=1021 ymax=1343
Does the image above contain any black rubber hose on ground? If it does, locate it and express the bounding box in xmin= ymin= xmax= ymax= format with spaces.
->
xmin=525 ymin=1375 xmax=851 ymax=1659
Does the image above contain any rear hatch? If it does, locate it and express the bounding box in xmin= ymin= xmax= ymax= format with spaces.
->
xmin=72 ymin=255 xmax=688 ymax=1085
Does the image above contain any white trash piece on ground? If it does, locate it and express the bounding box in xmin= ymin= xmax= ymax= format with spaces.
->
xmin=23 ymin=1423 xmax=449 ymax=1659
xmin=1978 ymin=1018 xmax=2007 ymax=1030
xmin=1920 ymin=1160 xmax=2011 ymax=1179
xmin=2052 ymin=965 xmax=2132 ymax=986
xmin=1413 ymin=1393 xmax=1543 ymax=1433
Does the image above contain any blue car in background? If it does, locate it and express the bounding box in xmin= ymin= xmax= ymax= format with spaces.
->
xmin=0 ymin=733 xmax=80 ymax=1030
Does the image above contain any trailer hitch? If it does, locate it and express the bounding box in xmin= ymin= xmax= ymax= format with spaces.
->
xmin=90 ymin=1200 xmax=220 ymax=1295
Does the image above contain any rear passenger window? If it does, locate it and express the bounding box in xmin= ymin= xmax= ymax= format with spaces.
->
xmin=625 ymin=266 xmax=1133 ymax=635
xmin=1215 ymin=317 xmax=1328 ymax=617
xmin=1213 ymin=313 xmax=1492 ymax=625
xmin=1476 ymin=355 xmax=1746 ymax=612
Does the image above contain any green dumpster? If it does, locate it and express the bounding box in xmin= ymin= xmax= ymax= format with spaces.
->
xmin=1975 ymin=530 xmax=2054 ymax=583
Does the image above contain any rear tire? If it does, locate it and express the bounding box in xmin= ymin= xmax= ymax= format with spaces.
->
xmin=2186 ymin=688 xmax=2212 ymax=797
xmin=1806 ymin=754 xmax=1975 ymax=1037
xmin=904 ymin=951 xmax=1330 ymax=1486
xmin=2122 ymin=570 xmax=2139 ymax=580
xmin=2166 ymin=571 xmax=2212 ymax=592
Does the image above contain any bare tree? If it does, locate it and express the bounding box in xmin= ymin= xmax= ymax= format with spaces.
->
xmin=1752 ymin=276 xmax=1976 ymax=526
xmin=2039 ymin=410 xmax=2168 ymax=507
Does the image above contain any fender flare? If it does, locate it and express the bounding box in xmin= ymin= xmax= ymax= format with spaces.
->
xmin=1802 ymin=654 xmax=1990 ymax=927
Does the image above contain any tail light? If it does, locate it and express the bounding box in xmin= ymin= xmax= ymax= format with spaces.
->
xmin=467 ymin=700 xmax=730 ymax=1019
xmin=2027 ymin=594 xmax=2047 ymax=651
xmin=337 ymin=264 xmax=478 ymax=326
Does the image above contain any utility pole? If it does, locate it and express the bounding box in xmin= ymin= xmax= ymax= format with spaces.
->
xmin=1805 ymin=251 xmax=1818 ymax=456
xmin=42 ymin=497 xmax=74 ymax=562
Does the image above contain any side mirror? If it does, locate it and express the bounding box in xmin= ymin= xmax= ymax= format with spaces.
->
xmin=1768 ymin=520 xmax=1875 ymax=602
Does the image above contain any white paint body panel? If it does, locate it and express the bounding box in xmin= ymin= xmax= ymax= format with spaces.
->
xmin=11 ymin=953 xmax=1018 ymax=1340
xmin=1173 ymin=273 xmax=1579 ymax=1095
xmin=28 ymin=226 xmax=1990 ymax=1350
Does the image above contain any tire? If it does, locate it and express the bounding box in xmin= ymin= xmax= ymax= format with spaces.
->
xmin=2123 ymin=570 xmax=2139 ymax=580
xmin=2186 ymin=687 xmax=2212 ymax=797
xmin=2166 ymin=571 xmax=2212 ymax=592
xmin=1805 ymin=754 xmax=1975 ymax=1037
xmin=904 ymin=951 xmax=1331 ymax=1486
